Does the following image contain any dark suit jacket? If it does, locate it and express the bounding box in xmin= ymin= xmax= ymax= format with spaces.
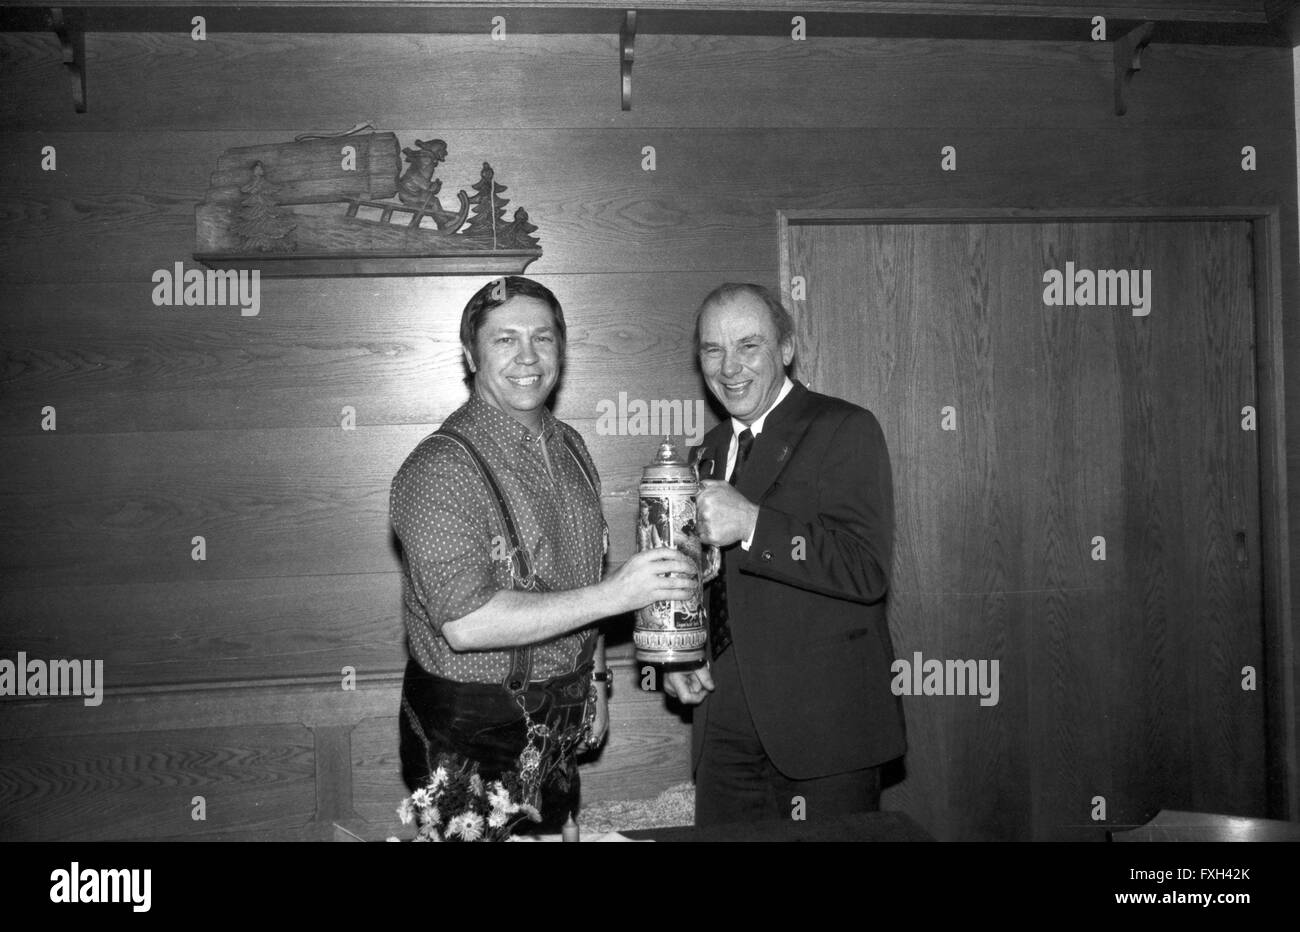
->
xmin=693 ymin=380 xmax=906 ymax=779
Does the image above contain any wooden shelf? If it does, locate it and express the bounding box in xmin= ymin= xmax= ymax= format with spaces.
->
xmin=0 ymin=1 xmax=1290 ymax=44
xmin=4 ymin=2 xmax=1290 ymax=121
xmin=195 ymin=250 xmax=542 ymax=277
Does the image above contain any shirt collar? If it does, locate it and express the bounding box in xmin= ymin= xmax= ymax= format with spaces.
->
xmin=732 ymin=376 xmax=794 ymax=440
xmin=466 ymin=391 xmax=557 ymax=447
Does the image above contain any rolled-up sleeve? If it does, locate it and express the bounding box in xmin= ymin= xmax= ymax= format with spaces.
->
xmin=390 ymin=439 xmax=503 ymax=635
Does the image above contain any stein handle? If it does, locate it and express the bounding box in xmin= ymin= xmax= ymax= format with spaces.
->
xmin=689 ymin=448 xmax=719 ymax=584
xmin=701 ymin=544 xmax=721 ymax=585
xmin=690 ymin=447 xmax=714 ymax=483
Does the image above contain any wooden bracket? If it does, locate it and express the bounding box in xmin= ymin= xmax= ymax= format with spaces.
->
xmin=48 ymin=7 xmax=86 ymax=113
xmin=1113 ymin=21 xmax=1155 ymax=116
xmin=621 ymin=10 xmax=636 ymax=111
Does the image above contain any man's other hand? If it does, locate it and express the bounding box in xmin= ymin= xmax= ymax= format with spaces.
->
xmin=663 ymin=666 xmax=716 ymax=705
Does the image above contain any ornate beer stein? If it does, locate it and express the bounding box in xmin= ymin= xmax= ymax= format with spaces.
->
xmin=634 ymin=438 xmax=716 ymax=667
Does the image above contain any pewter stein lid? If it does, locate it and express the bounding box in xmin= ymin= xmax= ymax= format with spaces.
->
xmin=641 ymin=437 xmax=695 ymax=481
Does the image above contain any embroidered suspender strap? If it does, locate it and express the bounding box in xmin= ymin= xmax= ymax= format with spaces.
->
xmin=434 ymin=428 xmax=537 ymax=694
xmin=556 ymin=432 xmax=601 ymax=669
xmin=559 ymin=433 xmax=597 ymax=498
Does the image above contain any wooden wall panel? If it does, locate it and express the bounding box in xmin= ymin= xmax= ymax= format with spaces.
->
xmin=879 ymin=591 xmax=1032 ymax=841
xmin=0 ymin=24 xmax=1294 ymax=838
xmin=790 ymin=217 xmax=1270 ymax=840
xmin=0 ymin=34 xmax=1285 ymax=133
xmin=349 ymin=715 xmax=408 ymax=831
xmin=2 ymin=127 xmax=1295 ymax=283
xmin=0 ymin=574 xmax=655 ymax=690
xmin=0 ymin=723 xmax=317 ymax=841
xmin=0 ymin=575 xmax=410 ymax=686
xmin=0 ymin=274 xmax=735 ymax=435
xmin=0 ymin=426 xmax=706 ymax=588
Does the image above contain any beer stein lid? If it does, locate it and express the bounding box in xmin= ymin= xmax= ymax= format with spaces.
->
xmin=641 ymin=437 xmax=694 ymax=481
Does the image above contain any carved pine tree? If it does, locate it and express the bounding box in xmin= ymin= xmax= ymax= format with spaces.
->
xmin=502 ymin=207 xmax=540 ymax=249
xmin=234 ymin=161 xmax=298 ymax=252
xmin=463 ymin=162 xmax=511 ymax=249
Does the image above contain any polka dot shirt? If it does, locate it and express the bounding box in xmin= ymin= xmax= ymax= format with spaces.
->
xmin=391 ymin=393 xmax=608 ymax=683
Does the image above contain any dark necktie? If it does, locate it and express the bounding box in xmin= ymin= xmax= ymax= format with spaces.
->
xmin=708 ymin=428 xmax=753 ymax=661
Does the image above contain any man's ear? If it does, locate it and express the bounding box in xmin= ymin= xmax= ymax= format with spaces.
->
xmin=462 ymin=344 xmax=477 ymax=373
xmin=781 ymin=337 xmax=795 ymax=367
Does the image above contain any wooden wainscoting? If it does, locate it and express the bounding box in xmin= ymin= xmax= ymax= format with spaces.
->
xmin=0 ymin=657 xmax=690 ymax=842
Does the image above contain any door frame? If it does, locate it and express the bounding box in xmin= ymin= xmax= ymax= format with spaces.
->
xmin=778 ymin=205 xmax=1294 ymax=821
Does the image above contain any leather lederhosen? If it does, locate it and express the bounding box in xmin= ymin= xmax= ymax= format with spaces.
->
xmin=399 ymin=658 xmax=592 ymax=831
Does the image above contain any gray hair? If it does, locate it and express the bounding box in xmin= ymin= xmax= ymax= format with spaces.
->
xmin=694 ymin=282 xmax=794 ymax=349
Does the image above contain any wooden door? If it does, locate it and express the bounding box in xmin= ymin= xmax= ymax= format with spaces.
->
xmin=783 ymin=216 xmax=1266 ymax=841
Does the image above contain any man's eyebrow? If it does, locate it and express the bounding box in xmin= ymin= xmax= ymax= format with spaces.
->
xmin=487 ymin=324 xmax=555 ymax=334
xmin=699 ymin=333 xmax=768 ymax=347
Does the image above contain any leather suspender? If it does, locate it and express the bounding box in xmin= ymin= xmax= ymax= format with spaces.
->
xmin=435 ymin=427 xmax=598 ymax=694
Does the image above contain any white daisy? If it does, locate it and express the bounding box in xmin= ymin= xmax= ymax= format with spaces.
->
xmin=446 ymin=813 xmax=469 ymax=838
xmin=458 ymin=812 xmax=484 ymax=841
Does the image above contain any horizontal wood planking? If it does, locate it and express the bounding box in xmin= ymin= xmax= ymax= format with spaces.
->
xmin=1 ymin=127 xmax=1295 ymax=285
xmin=0 ymin=723 xmax=318 ymax=841
xmin=0 ymin=273 xmax=739 ymax=435
xmin=6 ymin=408 xmax=1241 ymax=592
xmin=0 ymin=657 xmax=659 ymax=738
xmin=0 ymin=670 xmax=410 ymax=741
xmin=0 ymin=660 xmax=690 ymax=840
xmin=0 ymin=423 xmax=713 ymax=580
xmin=0 ymin=34 xmax=1288 ymax=132
xmin=0 ymin=574 xmax=411 ymax=686
xmin=0 ymin=572 xmax=649 ymax=686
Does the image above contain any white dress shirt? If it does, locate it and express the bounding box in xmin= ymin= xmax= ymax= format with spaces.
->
xmin=725 ymin=376 xmax=794 ymax=550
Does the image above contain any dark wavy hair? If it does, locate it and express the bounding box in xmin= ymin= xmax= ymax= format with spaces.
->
xmin=459 ymin=276 xmax=566 ymax=373
xmin=694 ymin=282 xmax=795 ymax=350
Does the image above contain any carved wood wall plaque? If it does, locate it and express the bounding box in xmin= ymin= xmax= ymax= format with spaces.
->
xmin=194 ymin=128 xmax=541 ymax=277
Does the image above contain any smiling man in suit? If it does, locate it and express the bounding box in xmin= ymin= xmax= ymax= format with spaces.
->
xmin=663 ymin=282 xmax=905 ymax=828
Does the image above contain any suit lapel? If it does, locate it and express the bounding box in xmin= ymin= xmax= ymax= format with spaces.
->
xmin=734 ymin=381 xmax=819 ymax=501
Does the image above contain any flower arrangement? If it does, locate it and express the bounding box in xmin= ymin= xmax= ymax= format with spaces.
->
xmin=397 ymin=752 xmax=542 ymax=842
